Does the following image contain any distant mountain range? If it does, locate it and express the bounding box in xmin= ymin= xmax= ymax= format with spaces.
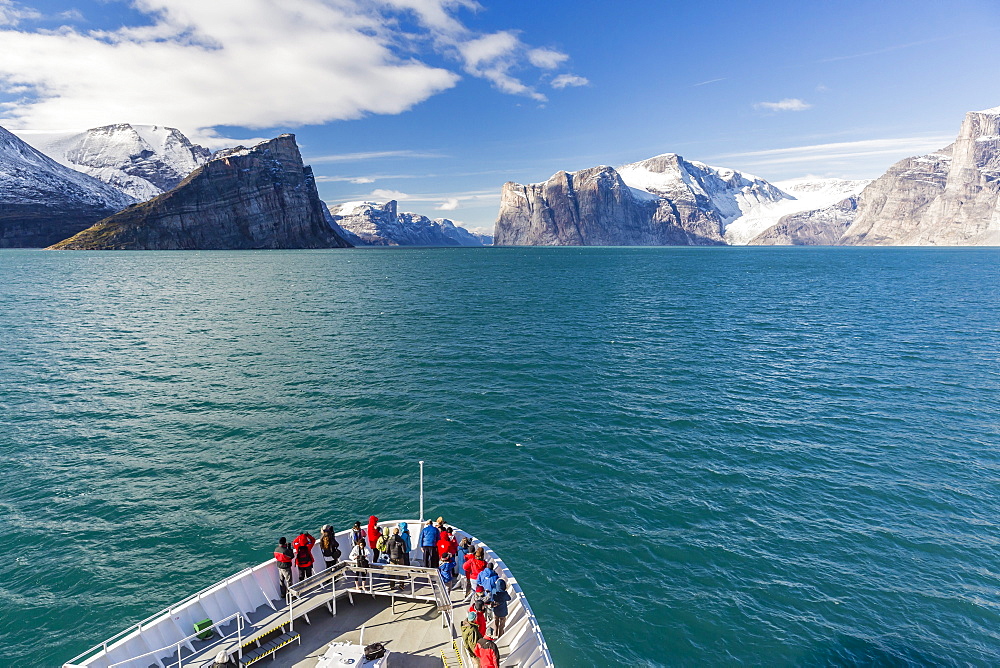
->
xmin=495 ymin=106 xmax=999 ymax=247
xmin=1 ymin=107 xmax=996 ymax=249
xmin=331 ymin=200 xmax=491 ymax=246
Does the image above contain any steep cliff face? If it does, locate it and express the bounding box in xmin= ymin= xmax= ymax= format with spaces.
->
xmin=841 ymin=107 xmax=1000 ymax=245
xmin=23 ymin=124 xmax=212 ymax=201
xmin=0 ymin=125 xmax=136 ymax=247
xmin=493 ymin=163 xmax=725 ymax=246
xmin=331 ymin=200 xmax=486 ymax=246
xmin=493 ymin=154 xmax=837 ymax=246
xmin=49 ymin=134 xmax=352 ymax=250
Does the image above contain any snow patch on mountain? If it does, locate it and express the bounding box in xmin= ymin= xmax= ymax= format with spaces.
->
xmin=0 ymin=125 xmax=135 ymax=210
xmin=18 ymin=124 xmax=211 ymax=201
xmin=725 ymin=177 xmax=872 ymax=245
xmin=331 ymin=200 xmax=487 ymax=246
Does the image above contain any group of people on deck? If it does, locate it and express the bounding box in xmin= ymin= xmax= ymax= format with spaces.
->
xmin=272 ymin=515 xmax=510 ymax=667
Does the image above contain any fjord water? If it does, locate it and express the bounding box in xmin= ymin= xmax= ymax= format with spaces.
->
xmin=1 ymin=247 xmax=998 ymax=667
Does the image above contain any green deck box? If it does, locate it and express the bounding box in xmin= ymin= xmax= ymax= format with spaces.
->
xmin=193 ymin=618 xmax=214 ymax=640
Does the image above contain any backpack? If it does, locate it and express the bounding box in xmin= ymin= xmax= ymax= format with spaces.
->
xmin=355 ymin=547 xmax=370 ymax=569
xmin=376 ymin=532 xmax=388 ymax=552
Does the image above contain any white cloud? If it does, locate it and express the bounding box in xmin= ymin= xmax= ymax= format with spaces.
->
xmin=551 ymin=74 xmax=589 ymax=89
xmin=527 ymin=48 xmax=568 ymax=69
xmin=754 ymin=98 xmax=812 ymax=112
xmin=0 ymin=0 xmax=39 ymax=26
xmin=0 ymin=0 xmax=580 ymax=133
xmin=371 ymin=188 xmax=411 ymax=200
xmin=437 ymin=198 xmax=460 ymax=210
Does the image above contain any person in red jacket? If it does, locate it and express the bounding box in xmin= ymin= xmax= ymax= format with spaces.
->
xmin=367 ymin=516 xmax=383 ymax=562
xmin=474 ymin=636 xmax=500 ymax=668
xmin=295 ymin=543 xmax=314 ymax=581
xmin=292 ymin=532 xmax=316 ymax=552
xmin=463 ymin=546 xmax=487 ymax=596
xmin=436 ymin=527 xmax=457 ymax=562
xmin=468 ymin=600 xmax=487 ymax=637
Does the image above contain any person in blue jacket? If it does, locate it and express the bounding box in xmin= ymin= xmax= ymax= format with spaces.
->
xmin=455 ymin=536 xmax=473 ymax=597
xmin=476 ymin=561 xmax=500 ymax=594
xmin=438 ymin=553 xmax=456 ymax=591
xmin=419 ymin=520 xmax=440 ymax=568
xmin=397 ymin=521 xmax=413 ymax=565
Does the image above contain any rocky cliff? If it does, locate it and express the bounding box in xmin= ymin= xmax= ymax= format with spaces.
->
xmin=49 ymin=134 xmax=352 ymax=250
xmin=23 ymin=124 xmax=212 ymax=201
xmin=332 ymin=200 xmax=487 ymax=246
xmin=840 ymin=107 xmax=1000 ymax=245
xmin=491 ymin=154 xmax=851 ymax=246
xmin=0 ymin=125 xmax=136 ymax=247
xmin=493 ymin=161 xmax=727 ymax=246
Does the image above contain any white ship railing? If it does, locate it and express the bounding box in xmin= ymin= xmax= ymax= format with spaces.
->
xmin=63 ymin=520 xmax=554 ymax=668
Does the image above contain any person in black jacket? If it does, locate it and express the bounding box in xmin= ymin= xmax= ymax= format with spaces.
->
xmin=274 ymin=537 xmax=294 ymax=597
xmin=385 ymin=527 xmax=407 ymax=589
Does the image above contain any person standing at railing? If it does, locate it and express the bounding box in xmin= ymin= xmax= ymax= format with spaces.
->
xmin=367 ymin=516 xmax=383 ymax=563
xmin=351 ymin=521 xmax=365 ymax=547
xmin=398 ymin=521 xmax=413 ymax=565
xmin=463 ymin=547 xmax=487 ymax=598
xmin=420 ymin=519 xmax=440 ymax=568
xmin=274 ymin=537 xmax=294 ymax=597
xmin=386 ymin=527 xmax=408 ymax=590
xmin=490 ymin=580 xmax=511 ymax=638
xmin=437 ymin=527 xmax=457 ymax=565
xmin=320 ymin=525 xmax=341 ymax=570
xmin=476 ymin=561 xmax=499 ymax=595
xmin=295 ymin=543 xmax=314 ymax=581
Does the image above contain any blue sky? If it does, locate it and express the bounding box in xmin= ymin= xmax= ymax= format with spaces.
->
xmin=1 ymin=0 xmax=998 ymax=231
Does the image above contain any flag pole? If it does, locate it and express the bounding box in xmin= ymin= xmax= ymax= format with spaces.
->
xmin=419 ymin=460 xmax=425 ymax=524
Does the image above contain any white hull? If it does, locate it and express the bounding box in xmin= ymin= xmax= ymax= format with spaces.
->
xmin=64 ymin=521 xmax=553 ymax=668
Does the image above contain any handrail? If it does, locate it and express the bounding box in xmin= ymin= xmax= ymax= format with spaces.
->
xmin=107 ymin=612 xmax=243 ymax=668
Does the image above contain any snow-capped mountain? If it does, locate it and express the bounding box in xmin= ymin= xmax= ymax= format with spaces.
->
xmin=331 ymin=200 xmax=487 ymax=246
xmin=0 ymin=125 xmax=136 ymax=247
xmin=19 ymin=124 xmax=211 ymax=201
xmin=494 ymin=152 xmax=872 ymax=246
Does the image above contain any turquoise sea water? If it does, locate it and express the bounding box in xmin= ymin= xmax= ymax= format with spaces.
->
xmin=0 ymin=246 xmax=998 ymax=667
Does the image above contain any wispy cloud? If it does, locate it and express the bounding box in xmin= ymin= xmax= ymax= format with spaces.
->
xmin=716 ymin=136 xmax=954 ymax=167
xmin=817 ymin=36 xmax=958 ymax=63
xmin=754 ymin=98 xmax=812 ymax=112
xmin=306 ymin=150 xmax=446 ymax=164
xmin=528 ymin=48 xmax=569 ymax=70
xmin=436 ymin=198 xmax=460 ymax=210
xmin=551 ymin=74 xmax=589 ymax=89
xmin=0 ymin=0 xmax=40 ymax=26
xmin=333 ymin=188 xmax=498 ymax=204
xmin=693 ymin=77 xmax=726 ymax=87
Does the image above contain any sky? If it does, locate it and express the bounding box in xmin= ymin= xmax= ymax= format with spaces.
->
xmin=1 ymin=0 xmax=998 ymax=232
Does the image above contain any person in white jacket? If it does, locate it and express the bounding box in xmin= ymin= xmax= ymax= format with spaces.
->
xmin=349 ymin=539 xmax=373 ymax=590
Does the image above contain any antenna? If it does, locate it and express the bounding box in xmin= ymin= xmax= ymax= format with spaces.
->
xmin=419 ymin=460 xmax=425 ymax=524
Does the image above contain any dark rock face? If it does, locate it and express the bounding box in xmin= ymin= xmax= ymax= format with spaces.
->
xmin=0 ymin=125 xmax=135 ymax=248
xmin=750 ymin=197 xmax=859 ymax=246
xmin=331 ymin=200 xmax=487 ymax=246
xmin=493 ymin=165 xmax=725 ymax=246
xmin=50 ymin=134 xmax=352 ymax=250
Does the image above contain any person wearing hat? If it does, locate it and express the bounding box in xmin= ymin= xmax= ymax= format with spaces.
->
xmin=490 ymin=580 xmax=511 ymax=638
xmin=273 ymin=537 xmax=294 ymax=598
xmin=461 ymin=610 xmax=483 ymax=665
